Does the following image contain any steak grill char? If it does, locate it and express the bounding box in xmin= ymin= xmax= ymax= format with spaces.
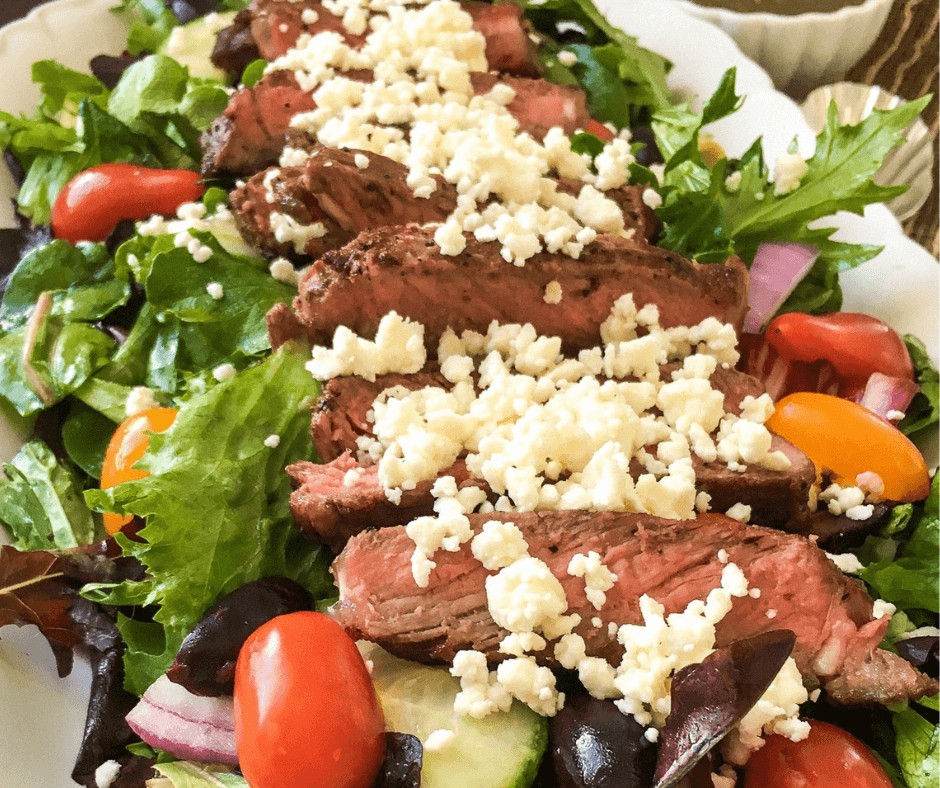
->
xmin=268 ymin=224 xmax=751 ymax=350
xmin=332 ymin=512 xmax=938 ymax=706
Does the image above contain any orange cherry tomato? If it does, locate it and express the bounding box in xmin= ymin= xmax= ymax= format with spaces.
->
xmin=234 ymin=611 xmax=385 ymax=788
xmin=744 ymin=721 xmax=893 ymax=788
xmin=767 ymin=392 xmax=930 ymax=502
xmin=100 ymin=407 xmax=178 ymax=535
xmin=52 ymin=164 xmax=205 ymax=244
xmin=765 ymin=312 xmax=914 ymax=396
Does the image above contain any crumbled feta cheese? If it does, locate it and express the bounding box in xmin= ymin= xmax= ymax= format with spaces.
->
xmin=308 ymin=311 xmax=426 ymax=382
xmin=212 ymin=363 xmax=237 ymax=382
xmin=301 ymin=7 xmax=320 ymax=24
xmin=766 ymin=608 xmax=777 ymax=619
xmin=263 ymin=434 xmax=281 ymax=448
xmin=423 ymin=729 xmax=456 ymax=752
xmin=721 ymin=657 xmax=809 ymax=765
xmin=846 ymin=504 xmax=875 ymax=521
xmin=269 ymin=257 xmax=300 ymax=286
xmin=125 ymin=386 xmax=159 ymax=418
xmin=886 ymin=409 xmax=906 ymax=422
xmin=644 ymin=728 xmax=660 ymax=743
xmin=471 ymin=520 xmax=529 ymax=570
xmin=206 ymin=282 xmax=225 ymax=300
xmin=819 ymin=484 xmax=866 ymax=516
xmin=354 ymin=152 xmax=371 ymax=169
xmin=724 ymin=171 xmax=742 ymax=193
xmin=499 ymin=631 xmax=547 ymax=657
xmin=270 ymin=212 xmax=327 ymax=254
xmin=543 ymin=280 xmax=563 ymax=305
xmin=826 ymin=552 xmax=864 ymax=574
xmin=716 ymin=548 xmax=730 ymax=564
xmin=773 ymin=152 xmax=809 ymax=196
xmin=567 ymin=551 xmax=618 ymax=610
xmin=486 ymin=556 xmax=569 ymax=634
xmin=496 ymin=656 xmax=564 ymax=717
xmin=451 ymin=650 xmax=512 ymax=718
xmin=725 ymin=503 xmax=752 ymax=523
xmin=94 ymin=760 xmax=122 ymax=788
xmin=641 ymin=188 xmax=663 ymax=210
xmin=557 ymin=50 xmax=577 ymax=67
xmin=872 ymin=599 xmax=896 ymax=620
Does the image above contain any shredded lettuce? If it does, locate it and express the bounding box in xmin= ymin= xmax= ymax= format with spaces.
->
xmin=84 ymin=345 xmax=334 ymax=695
xmin=151 ymin=762 xmax=248 ymax=788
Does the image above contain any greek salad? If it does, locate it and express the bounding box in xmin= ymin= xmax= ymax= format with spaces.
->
xmin=0 ymin=1 xmax=937 ymax=787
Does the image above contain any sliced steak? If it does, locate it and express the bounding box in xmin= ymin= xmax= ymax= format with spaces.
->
xmin=202 ymin=70 xmax=589 ymax=177
xmin=310 ymin=365 xmax=767 ymax=464
xmin=332 ymin=512 xmax=938 ymax=705
xmin=287 ymin=454 xmax=483 ymax=550
xmin=231 ymin=147 xmax=653 ymax=260
xmin=230 ymin=148 xmax=459 ymax=259
xmin=201 ymin=71 xmax=317 ymax=177
xmin=223 ymin=0 xmax=540 ymax=75
xmin=273 ymin=225 xmax=749 ymax=352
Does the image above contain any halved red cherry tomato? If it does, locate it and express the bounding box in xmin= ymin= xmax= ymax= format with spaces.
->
xmin=100 ymin=407 xmax=178 ymax=535
xmin=767 ymin=392 xmax=930 ymax=502
xmin=234 ymin=611 xmax=385 ymax=788
xmin=585 ymin=119 xmax=615 ymax=142
xmin=744 ymin=720 xmax=893 ymax=788
xmin=52 ymin=164 xmax=205 ymax=244
xmin=765 ymin=312 xmax=914 ymax=396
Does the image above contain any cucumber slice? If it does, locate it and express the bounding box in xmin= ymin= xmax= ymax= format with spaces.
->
xmin=361 ymin=644 xmax=547 ymax=788
xmin=159 ymin=12 xmax=236 ymax=81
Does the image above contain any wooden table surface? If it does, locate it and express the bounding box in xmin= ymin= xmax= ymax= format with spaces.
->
xmin=1 ymin=0 xmax=937 ymax=253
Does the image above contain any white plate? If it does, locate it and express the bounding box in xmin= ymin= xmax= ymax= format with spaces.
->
xmin=0 ymin=1 xmax=936 ymax=785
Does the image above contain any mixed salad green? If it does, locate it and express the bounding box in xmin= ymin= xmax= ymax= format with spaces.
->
xmin=0 ymin=1 xmax=936 ymax=786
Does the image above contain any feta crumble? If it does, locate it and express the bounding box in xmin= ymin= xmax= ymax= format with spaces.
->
xmin=125 ymin=386 xmax=159 ymax=418
xmin=773 ymin=152 xmax=809 ymax=196
xmin=206 ymin=282 xmax=225 ymax=300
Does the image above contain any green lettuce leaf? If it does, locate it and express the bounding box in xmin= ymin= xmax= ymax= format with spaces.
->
xmin=893 ymin=708 xmax=939 ymax=788
xmin=0 ymin=241 xmax=130 ymax=331
xmin=521 ymin=0 xmax=672 ymax=126
xmin=84 ymin=345 xmax=334 ymax=694
xmin=860 ymin=475 xmax=938 ymax=613
xmin=0 ymin=440 xmax=98 ymax=550
xmin=651 ymin=69 xmax=929 ymax=315
xmin=899 ymin=335 xmax=939 ymax=440
xmin=152 ymin=762 xmax=248 ymax=788
xmin=62 ymin=401 xmax=117 ymax=479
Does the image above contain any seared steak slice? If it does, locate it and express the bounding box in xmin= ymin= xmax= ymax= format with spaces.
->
xmin=231 ymin=147 xmax=653 ymax=260
xmin=287 ymin=454 xmax=484 ymax=550
xmin=202 ymin=71 xmax=316 ymax=177
xmin=210 ymin=9 xmax=261 ymax=76
xmin=231 ymin=148 xmax=459 ymax=259
xmin=273 ymin=225 xmax=749 ymax=351
xmin=332 ymin=512 xmax=938 ymax=705
xmin=223 ymin=0 xmax=540 ymax=75
xmin=289 ymin=437 xmax=814 ymax=545
xmin=202 ymin=70 xmax=589 ymax=177
xmin=310 ymin=365 xmax=768 ymax=463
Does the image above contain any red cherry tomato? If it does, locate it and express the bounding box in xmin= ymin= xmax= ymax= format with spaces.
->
xmin=585 ymin=119 xmax=615 ymax=142
xmin=52 ymin=164 xmax=205 ymax=244
xmin=767 ymin=392 xmax=930 ymax=502
xmin=234 ymin=612 xmax=385 ymax=788
xmin=100 ymin=407 xmax=177 ymax=535
xmin=765 ymin=312 xmax=914 ymax=396
xmin=744 ymin=720 xmax=893 ymax=788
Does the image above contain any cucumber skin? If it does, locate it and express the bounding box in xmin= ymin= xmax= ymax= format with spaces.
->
xmin=508 ymin=716 xmax=549 ymax=788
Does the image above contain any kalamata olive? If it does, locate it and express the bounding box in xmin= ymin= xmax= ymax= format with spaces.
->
xmin=165 ymin=0 xmax=217 ymax=24
xmin=89 ymin=55 xmax=144 ymax=90
xmin=166 ymin=576 xmax=311 ymax=696
xmin=549 ymin=693 xmax=657 ymax=787
xmin=653 ymin=630 xmax=796 ymax=788
xmin=373 ymin=733 xmax=423 ymax=788
xmin=807 ymin=504 xmax=891 ymax=552
xmin=631 ymin=126 xmax=663 ymax=167
xmin=896 ymin=636 xmax=939 ymax=679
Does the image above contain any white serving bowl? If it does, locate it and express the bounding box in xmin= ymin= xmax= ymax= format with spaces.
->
xmin=672 ymin=0 xmax=894 ymax=95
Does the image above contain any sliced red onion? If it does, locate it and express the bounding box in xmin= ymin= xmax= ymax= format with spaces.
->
xmin=858 ymin=372 xmax=919 ymax=420
xmin=743 ymin=243 xmax=819 ymax=335
xmin=126 ymin=674 xmax=237 ymax=765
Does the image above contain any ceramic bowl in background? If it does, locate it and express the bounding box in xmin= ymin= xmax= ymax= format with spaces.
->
xmin=801 ymin=81 xmax=934 ymax=221
xmin=672 ymin=0 xmax=894 ymax=95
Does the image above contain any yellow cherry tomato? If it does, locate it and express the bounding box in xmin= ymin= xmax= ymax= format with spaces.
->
xmin=767 ymin=392 xmax=930 ymax=502
xmin=699 ymin=136 xmax=726 ymax=168
xmin=100 ymin=407 xmax=178 ymax=534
